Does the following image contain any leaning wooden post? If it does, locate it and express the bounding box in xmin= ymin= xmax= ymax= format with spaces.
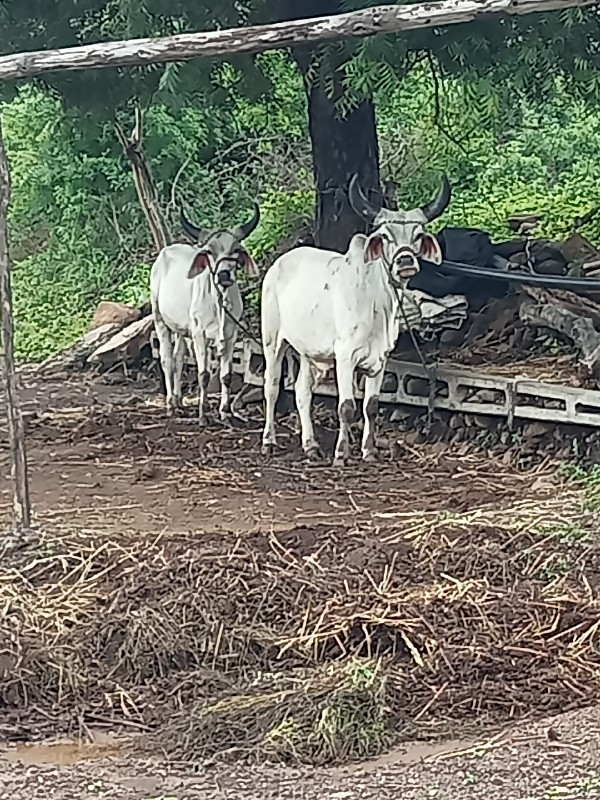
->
xmin=115 ymin=105 xmax=172 ymax=253
xmin=0 ymin=110 xmax=31 ymax=531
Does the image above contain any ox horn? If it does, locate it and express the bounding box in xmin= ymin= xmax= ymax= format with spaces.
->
xmin=420 ymin=175 xmax=452 ymax=222
xmin=231 ymin=202 xmax=261 ymax=241
xmin=348 ymin=174 xmax=382 ymax=223
xmin=180 ymin=209 xmax=209 ymax=243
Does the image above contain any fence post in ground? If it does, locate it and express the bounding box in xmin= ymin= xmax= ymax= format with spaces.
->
xmin=0 ymin=110 xmax=32 ymax=531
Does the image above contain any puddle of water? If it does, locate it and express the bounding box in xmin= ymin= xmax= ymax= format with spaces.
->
xmin=1 ymin=731 xmax=121 ymax=766
xmin=332 ymin=737 xmax=477 ymax=775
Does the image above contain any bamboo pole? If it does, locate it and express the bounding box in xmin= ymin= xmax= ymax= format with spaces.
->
xmin=0 ymin=112 xmax=31 ymax=530
xmin=0 ymin=0 xmax=595 ymax=82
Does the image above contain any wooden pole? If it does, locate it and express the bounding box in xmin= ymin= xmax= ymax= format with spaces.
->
xmin=0 ymin=0 xmax=595 ymax=81
xmin=0 ymin=111 xmax=32 ymax=531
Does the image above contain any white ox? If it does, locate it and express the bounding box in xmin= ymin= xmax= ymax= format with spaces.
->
xmin=261 ymin=175 xmax=451 ymax=464
xmin=150 ymin=205 xmax=260 ymax=426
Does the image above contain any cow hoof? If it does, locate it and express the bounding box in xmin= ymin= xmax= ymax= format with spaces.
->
xmin=167 ymin=397 xmax=183 ymax=413
xmin=219 ymin=410 xmax=234 ymax=424
xmin=333 ymin=456 xmax=348 ymax=468
xmin=302 ymin=442 xmax=323 ymax=461
xmin=262 ymin=442 xmax=274 ymax=457
xmin=362 ymin=451 xmax=378 ymax=463
xmin=198 ymin=417 xmax=209 ymax=430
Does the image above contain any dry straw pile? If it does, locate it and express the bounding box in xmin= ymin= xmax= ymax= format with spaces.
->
xmin=0 ymin=501 xmax=599 ymax=764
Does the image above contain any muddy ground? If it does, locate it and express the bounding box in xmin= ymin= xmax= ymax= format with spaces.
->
xmin=0 ymin=700 xmax=599 ymax=799
xmin=1 ymin=367 xmax=554 ymax=533
xmin=1 ymin=366 xmax=600 ymax=798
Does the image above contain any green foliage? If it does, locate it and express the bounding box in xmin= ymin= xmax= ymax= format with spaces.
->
xmin=246 ymin=187 xmax=313 ymax=263
xmin=377 ymin=68 xmax=600 ymax=244
xmin=7 ymin=59 xmax=600 ymax=361
xmin=12 ymin=254 xmax=91 ymax=361
xmin=3 ymin=0 xmax=600 ymax=361
xmin=3 ymin=86 xmax=146 ymax=359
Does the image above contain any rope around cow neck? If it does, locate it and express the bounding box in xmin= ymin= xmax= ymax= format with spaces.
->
xmin=208 ymin=258 xmax=263 ymax=347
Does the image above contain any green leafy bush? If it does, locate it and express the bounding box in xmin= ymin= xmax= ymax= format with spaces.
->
xmin=5 ymin=61 xmax=600 ymax=361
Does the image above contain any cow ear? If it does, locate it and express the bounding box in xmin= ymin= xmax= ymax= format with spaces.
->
xmin=187 ymin=251 xmax=210 ymax=279
xmin=365 ymin=234 xmax=384 ymax=263
xmin=419 ymin=233 xmax=443 ymax=265
xmin=240 ymin=250 xmax=259 ymax=277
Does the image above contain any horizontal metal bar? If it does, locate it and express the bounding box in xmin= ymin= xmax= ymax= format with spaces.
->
xmin=150 ymin=332 xmax=600 ymax=428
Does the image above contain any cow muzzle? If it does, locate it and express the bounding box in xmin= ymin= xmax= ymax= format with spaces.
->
xmin=392 ymin=252 xmax=420 ymax=283
xmin=217 ymin=269 xmax=234 ymax=288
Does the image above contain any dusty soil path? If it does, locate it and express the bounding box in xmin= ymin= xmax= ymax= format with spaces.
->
xmin=0 ymin=369 xmax=561 ymax=534
xmin=1 ymin=705 xmax=599 ymax=799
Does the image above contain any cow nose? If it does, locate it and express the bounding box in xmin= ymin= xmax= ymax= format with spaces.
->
xmin=396 ymin=253 xmax=419 ymax=278
xmin=217 ymin=269 xmax=233 ymax=286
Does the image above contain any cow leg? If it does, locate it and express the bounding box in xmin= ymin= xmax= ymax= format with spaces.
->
xmin=218 ymin=333 xmax=236 ymax=421
xmin=361 ymin=370 xmax=385 ymax=462
xmin=333 ymin=357 xmax=356 ymax=467
xmin=172 ymin=334 xmax=187 ymax=410
xmin=191 ymin=327 xmax=210 ymax=428
xmin=295 ymin=356 xmax=320 ymax=458
xmin=262 ymin=336 xmax=287 ymax=455
xmin=154 ymin=313 xmax=179 ymax=415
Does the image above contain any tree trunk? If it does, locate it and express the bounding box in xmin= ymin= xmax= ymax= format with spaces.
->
xmin=0 ymin=112 xmax=32 ymax=531
xmin=307 ymin=83 xmax=380 ymax=251
xmin=280 ymin=0 xmax=381 ymax=252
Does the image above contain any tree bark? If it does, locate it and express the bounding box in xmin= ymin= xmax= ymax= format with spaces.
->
xmin=0 ymin=112 xmax=32 ymax=531
xmin=115 ymin=107 xmax=171 ymax=253
xmin=520 ymin=287 xmax=600 ymax=379
xmin=0 ymin=0 xmax=596 ymax=81
xmin=306 ymin=77 xmax=380 ymax=251
xmin=279 ymin=0 xmax=380 ymax=251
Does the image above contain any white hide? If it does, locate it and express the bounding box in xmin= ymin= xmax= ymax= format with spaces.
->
xmin=150 ymin=241 xmax=242 ymax=425
xmin=262 ymin=238 xmax=399 ymax=375
xmin=261 ymin=231 xmax=439 ymax=464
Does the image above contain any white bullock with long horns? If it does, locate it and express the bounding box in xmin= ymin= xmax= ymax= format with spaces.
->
xmin=261 ymin=174 xmax=452 ymax=464
xmin=150 ymin=204 xmax=260 ymax=426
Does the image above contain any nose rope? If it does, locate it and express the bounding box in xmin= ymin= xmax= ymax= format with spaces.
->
xmin=382 ymin=248 xmax=438 ymax=428
xmin=212 ymin=254 xmax=239 ymax=274
xmin=206 ymin=257 xmax=263 ymax=347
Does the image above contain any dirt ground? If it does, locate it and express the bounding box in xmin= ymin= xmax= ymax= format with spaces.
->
xmin=1 ymin=366 xmax=600 ymax=798
xmin=1 ymin=706 xmax=599 ymax=799
xmin=0 ymin=367 xmax=568 ymax=534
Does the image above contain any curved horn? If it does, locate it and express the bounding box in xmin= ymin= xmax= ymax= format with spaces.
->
xmin=232 ymin=202 xmax=260 ymax=241
xmin=348 ymin=174 xmax=382 ymax=223
xmin=180 ymin=208 xmax=209 ymax=242
xmin=420 ymin=175 xmax=452 ymax=222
